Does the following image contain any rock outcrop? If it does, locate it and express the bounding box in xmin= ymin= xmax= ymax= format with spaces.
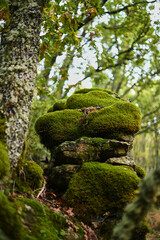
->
xmin=35 ymin=88 xmax=148 ymax=239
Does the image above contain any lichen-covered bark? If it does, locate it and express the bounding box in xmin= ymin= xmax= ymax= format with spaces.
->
xmin=0 ymin=0 xmax=47 ymax=170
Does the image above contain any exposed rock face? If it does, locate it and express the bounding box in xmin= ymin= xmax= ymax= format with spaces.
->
xmin=107 ymin=156 xmax=135 ymax=167
xmin=54 ymin=138 xmax=132 ymax=166
xmin=35 ymin=88 xmax=147 ymax=239
xmin=49 ymin=165 xmax=80 ymax=192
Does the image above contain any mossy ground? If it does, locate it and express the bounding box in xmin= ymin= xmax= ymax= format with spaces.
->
xmin=0 ymin=191 xmax=84 ymax=240
xmin=0 ymin=191 xmax=24 ymax=240
xmin=64 ymin=162 xmax=140 ymax=223
xmin=15 ymin=197 xmax=68 ymax=240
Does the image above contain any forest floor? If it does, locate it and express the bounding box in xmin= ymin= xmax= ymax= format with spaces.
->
xmin=36 ymin=189 xmax=160 ymax=240
xmin=146 ymin=207 xmax=160 ymax=240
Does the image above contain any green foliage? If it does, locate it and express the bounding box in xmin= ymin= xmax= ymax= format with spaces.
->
xmin=35 ymin=0 xmax=159 ymax=102
xmin=64 ymin=162 xmax=140 ymax=223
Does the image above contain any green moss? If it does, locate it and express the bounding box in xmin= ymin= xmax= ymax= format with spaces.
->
xmin=0 ymin=142 xmax=10 ymax=180
xmin=83 ymin=102 xmax=141 ymax=139
xmin=53 ymin=99 xmax=67 ymax=111
xmin=64 ymin=162 xmax=140 ymax=223
xmin=15 ymin=197 xmax=68 ymax=240
xmin=47 ymin=99 xmax=67 ymax=113
xmin=135 ymin=165 xmax=146 ymax=179
xmin=16 ymin=160 xmax=43 ymax=192
xmin=47 ymin=106 xmax=54 ymax=113
xmin=0 ymin=191 xmax=83 ymax=240
xmin=23 ymin=161 xmax=43 ymax=189
xmin=35 ymin=109 xmax=84 ymax=148
xmin=74 ymin=88 xmax=116 ymax=96
xmin=0 ymin=118 xmax=6 ymax=145
xmin=0 ymin=191 xmax=23 ymax=240
xmin=66 ymin=89 xmax=120 ymax=109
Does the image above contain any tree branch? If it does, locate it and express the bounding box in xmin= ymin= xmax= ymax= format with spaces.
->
xmin=105 ymin=0 xmax=156 ymax=15
xmin=142 ymin=106 xmax=160 ymax=120
xmin=135 ymin=119 xmax=160 ymax=136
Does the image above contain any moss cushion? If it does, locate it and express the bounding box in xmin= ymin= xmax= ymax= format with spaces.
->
xmin=35 ymin=109 xmax=84 ymax=148
xmin=64 ymin=162 xmax=140 ymax=223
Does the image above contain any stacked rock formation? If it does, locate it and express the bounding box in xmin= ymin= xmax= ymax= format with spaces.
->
xmin=35 ymin=88 xmax=148 ymax=239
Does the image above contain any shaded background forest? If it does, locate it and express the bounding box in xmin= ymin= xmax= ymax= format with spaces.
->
xmin=1 ymin=0 xmax=159 ymax=170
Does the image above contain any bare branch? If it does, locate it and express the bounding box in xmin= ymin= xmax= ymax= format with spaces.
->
xmin=135 ymin=119 xmax=160 ymax=135
xmin=142 ymin=106 xmax=160 ymax=120
xmin=105 ymin=0 xmax=156 ymax=15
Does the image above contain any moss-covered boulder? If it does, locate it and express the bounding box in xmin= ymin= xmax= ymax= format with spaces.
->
xmin=35 ymin=88 xmax=141 ymax=151
xmin=54 ymin=137 xmax=131 ymax=166
xmin=35 ymin=109 xmax=84 ymax=148
xmin=16 ymin=160 xmax=43 ymax=192
xmin=0 ymin=142 xmax=10 ymax=180
xmin=64 ymin=162 xmax=140 ymax=223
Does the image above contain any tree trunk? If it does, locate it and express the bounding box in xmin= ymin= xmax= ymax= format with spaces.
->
xmin=0 ymin=0 xmax=47 ymax=170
